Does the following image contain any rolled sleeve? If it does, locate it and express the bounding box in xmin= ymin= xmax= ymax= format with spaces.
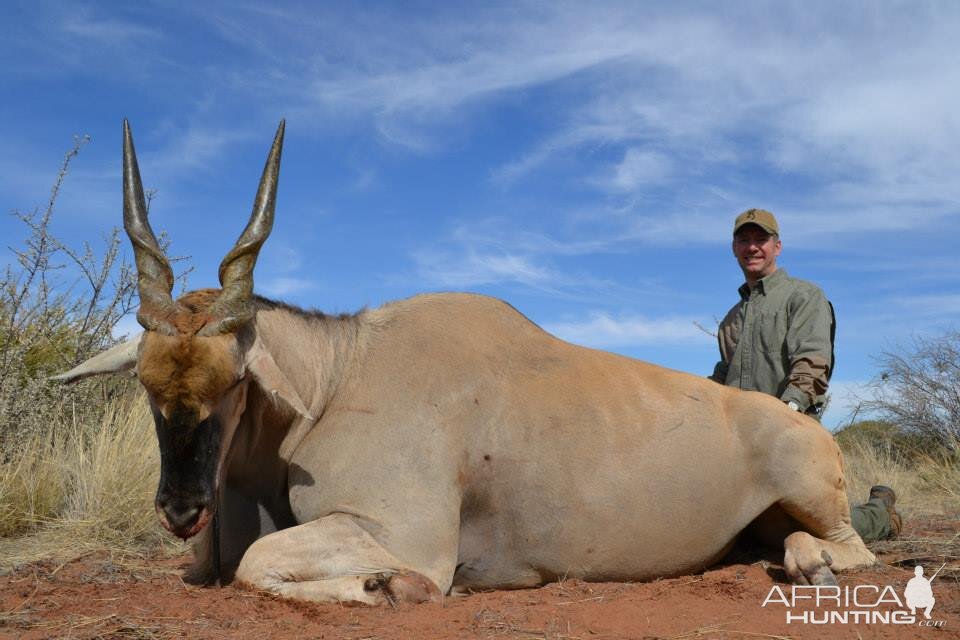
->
xmin=781 ymin=288 xmax=833 ymax=410
xmin=710 ymin=359 xmax=728 ymax=383
xmin=780 ymin=384 xmax=810 ymax=409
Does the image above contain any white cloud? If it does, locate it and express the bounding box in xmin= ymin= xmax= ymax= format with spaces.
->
xmin=3 ymin=5 xmax=171 ymax=81
xmin=260 ymin=277 xmax=317 ymax=297
xmin=350 ymin=167 xmax=378 ymax=192
xmin=601 ymin=148 xmax=673 ymax=192
xmin=405 ymin=215 xmax=703 ymax=307
xmin=478 ymin=6 xmax=960 ymax=233
xmin=305 ymin=13 xmax=653 ymax=115
xmin=447 ymin=220 xmax=614 ymax=257
xmin=60 ymin=15 xmax=162 ymax=42
xmin=148 ymin=126 xmax=254 ymax=173
xmin=414 ymin=249 xmax=557 ymax=290
xmin=621 ymin=209 xmax=728 ymax=246
xmin=262 ymin=245 xmax=304 ymax=274
xmin=39 ymin=2 xmax=959 ymax=222
xmin=544 ymin=312 xmax=711 ymax=348
xmin=891 ymin=294 xmax=960 ymax=317
xmin=409 ymin=215 xmax=663 ymax=299
xmin=8 ymin=3 xmax=960 ymax=289
xmin=493 ymin=124 xmax=624 ymax=184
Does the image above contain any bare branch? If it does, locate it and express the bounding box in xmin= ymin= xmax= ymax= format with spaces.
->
xmin=0 ymin=134 xmax=187 ymax=450
xmin=693 ymin=319 xmax=718 ymax=339
xmin=862 ymin=331 xmax=960 ymax=449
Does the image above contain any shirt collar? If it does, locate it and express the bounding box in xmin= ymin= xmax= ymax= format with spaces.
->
xmin=738 ymin=268 xmax=788 ymax=300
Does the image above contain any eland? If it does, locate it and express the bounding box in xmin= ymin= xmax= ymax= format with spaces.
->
xmin=56 ymin=120 xmax=876 ymax=605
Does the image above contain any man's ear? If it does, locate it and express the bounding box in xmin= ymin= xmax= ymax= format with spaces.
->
xmin=244 ymin=336 xmax=314 ymax=421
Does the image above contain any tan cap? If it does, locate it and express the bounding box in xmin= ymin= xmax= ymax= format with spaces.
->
xmin=733 ymin=208 xmax=779 ymax=236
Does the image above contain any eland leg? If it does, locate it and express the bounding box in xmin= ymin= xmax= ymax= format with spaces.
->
xmin=234 ymin=513 xmax=443 ymax=605
xmin=184 ymin=485 xmax=295 ymax=585
xmin=780 ymin=480 xmax=877 ymax=585
xmin=772 ymin=442 xmax=876 ymax=585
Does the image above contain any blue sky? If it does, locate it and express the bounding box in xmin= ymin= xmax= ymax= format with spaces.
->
xmin=3 ymin=1 xmax=958 ymax=427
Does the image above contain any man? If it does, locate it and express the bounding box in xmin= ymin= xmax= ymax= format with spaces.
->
xmin=711 ymin=208 xmax=901 ymax=542
xmin=710 ymin=208 xmax=832 ymax=416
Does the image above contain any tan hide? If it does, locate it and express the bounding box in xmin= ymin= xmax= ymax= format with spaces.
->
xmin=207 ymin=293 xmax=874 ymax=604
xmin=244 ymin=334 xmax=313 ymax=421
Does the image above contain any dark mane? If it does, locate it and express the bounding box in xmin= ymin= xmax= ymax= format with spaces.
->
xmin=253 ymin=294 xmax=363 ymax=323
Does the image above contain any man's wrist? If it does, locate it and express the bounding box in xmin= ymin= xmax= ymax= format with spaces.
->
xmin=780 ymin=385 xmax=808 ymax=412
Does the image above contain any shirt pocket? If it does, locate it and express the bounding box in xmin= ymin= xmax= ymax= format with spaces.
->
xmin=756 ymin=310 xmax=786 ymax=353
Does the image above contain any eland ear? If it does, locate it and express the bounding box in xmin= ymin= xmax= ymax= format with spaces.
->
xmin=245 ymin=337 xmax=314 ymax=421
xmin=51 ymin=333 xmax=143 ymax=384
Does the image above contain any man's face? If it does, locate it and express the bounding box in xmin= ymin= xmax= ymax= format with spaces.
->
xmin=733 ymin=224 xmax=781 ymax=282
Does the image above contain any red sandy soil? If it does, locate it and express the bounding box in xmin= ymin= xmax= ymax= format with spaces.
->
xmin=1 ymin=517 xmax=957 ymax=639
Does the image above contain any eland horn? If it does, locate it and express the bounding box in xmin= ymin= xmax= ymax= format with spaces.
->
xmin=199 ymin=120 xmax=285 ymax=337
xmin=124 ymin=120 xmax=177 ymax=335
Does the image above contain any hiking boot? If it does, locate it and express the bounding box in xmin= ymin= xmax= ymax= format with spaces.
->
xmin=869 ymin=485 xmax=902 ymax=539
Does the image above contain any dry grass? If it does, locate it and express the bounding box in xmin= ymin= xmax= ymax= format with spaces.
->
xmin=839 ymin=435 xmax=960 ymax=517
xmin=0 ymin=424 xmax=70 ymax=538
xmin=0 ymin=392 xmax=178 ymax=569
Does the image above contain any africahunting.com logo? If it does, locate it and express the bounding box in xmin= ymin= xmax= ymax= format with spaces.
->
xmin=761 ymin=563 xmax=946 ymax=627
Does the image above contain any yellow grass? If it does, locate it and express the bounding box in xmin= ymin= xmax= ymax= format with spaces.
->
xmin=0 ymin=392 xmax=179 ymax=568
xmin=0 ymin=425 xmax=70 ymax=538
xmin=839 ymin=435 xmax=960 ymax=516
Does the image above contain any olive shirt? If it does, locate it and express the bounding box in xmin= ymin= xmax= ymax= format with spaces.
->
xmin=710 ymin=268 xmax=834 ymax=413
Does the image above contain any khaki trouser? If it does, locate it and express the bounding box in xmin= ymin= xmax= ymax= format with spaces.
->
xmin=850 ymin=497 xmax=892 ymax=543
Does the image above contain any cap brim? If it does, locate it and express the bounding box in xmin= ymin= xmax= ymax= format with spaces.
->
xmin=734 ymin=221 xmax=777 ymax=235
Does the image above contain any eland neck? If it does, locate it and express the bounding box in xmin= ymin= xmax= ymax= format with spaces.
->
xmin=251 ymin=297 xmax=361 ymax=458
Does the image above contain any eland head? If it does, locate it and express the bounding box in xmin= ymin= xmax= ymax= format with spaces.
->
xmin=58 ymin=120 xmax=311 ymax=539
